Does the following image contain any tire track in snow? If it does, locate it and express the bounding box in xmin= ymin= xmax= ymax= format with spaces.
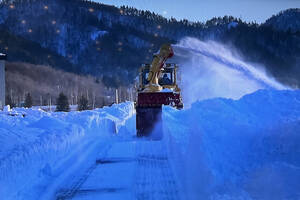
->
xmin=55 ymin=144 xmax=112 ymax=200
xmin=134 ymin=141 xmax=180 ymax=200
xmin=54 ymin=140 xmax=180 ymax=200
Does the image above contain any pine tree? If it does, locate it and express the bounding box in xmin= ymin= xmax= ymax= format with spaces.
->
xmin=77 ymin=95 xmax=89 ymax=111
xmin=24 ymin=93 xmax=33 ymax=108
xmin=56 ymin=92 xmax=70 ymax=112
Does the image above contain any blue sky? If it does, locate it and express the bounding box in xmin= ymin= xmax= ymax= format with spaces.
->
xmin=94 ymin=0 xmax=299 ymax=23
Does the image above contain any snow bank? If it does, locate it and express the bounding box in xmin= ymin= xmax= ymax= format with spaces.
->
xmin=163 ymin=89 xmax=300 ymax=200
xmin=0 ymin=102 xmax=134 ymax=200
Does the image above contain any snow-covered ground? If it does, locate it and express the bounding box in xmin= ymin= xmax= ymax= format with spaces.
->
xmin=1 ymin=89 xmax=300 ymax=200
xmin=0 ymin=102 xmax=135 ymax=200
xmin=163 ymin=89 xmax=300 ymax=200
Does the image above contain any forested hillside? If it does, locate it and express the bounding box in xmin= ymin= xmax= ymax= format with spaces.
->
xmin=0 ymin=0 xmax=299 ymax=87
xmin=5 ymin=62 xmax=116 ymax=107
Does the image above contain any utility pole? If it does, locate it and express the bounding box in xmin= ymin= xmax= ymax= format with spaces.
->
xmin=0 ymin=53 xmax=6 ymax=110
xmin=129 ymin=87 xmax=133 ymax=102
xmin=49 ymin=96 xmax=52 ymax=112
xmin=40 ymin=95 xmax=43 ymax=106
xmin=75 ymin=90 xmax=78 ymax=105
xmin=92 ymin=92 xmax=96 ymax=109
xmin=115 ymin=89 xmax=119 ymax=104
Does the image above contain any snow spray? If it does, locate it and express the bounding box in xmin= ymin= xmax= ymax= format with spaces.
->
xmin=171 ymin=37 xmax=288 ymax=107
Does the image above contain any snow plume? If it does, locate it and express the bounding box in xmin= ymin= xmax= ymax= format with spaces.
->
xmin=172 ymin=37 xmax=288 ymax=107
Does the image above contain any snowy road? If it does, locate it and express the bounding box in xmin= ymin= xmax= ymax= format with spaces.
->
xmin=3 ymin=90 xmax=300 ymax=200
xmin=54 ymin=139 xmax=180 ymax=200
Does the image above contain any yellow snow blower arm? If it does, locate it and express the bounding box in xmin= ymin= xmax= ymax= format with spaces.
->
xmin=145 ymin=44 xmax=174 ymax=92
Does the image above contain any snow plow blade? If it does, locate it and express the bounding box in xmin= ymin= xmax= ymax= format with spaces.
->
xmin=136 ymin=92 xmax=182 ymax=139
xmin=136 ymin=106 xmax=162 ymax=139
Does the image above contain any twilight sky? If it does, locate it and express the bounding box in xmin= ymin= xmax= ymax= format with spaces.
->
xmin=94 ymin=0 xmax=299 ymax=23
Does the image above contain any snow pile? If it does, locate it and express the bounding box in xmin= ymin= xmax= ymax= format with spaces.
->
xmin=0 ymin=102 xmax=134 ymax=200
xmin=163 ymin=89 xmax=300 ymax=200
xmin=172 ymin=37 xmax=288 ymax=107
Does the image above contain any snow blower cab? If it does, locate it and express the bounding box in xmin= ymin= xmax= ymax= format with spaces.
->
xmin=136 ymin=44 xmax=183 ymax=139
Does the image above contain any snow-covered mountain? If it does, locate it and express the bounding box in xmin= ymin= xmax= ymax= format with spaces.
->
xmin=0 ymin=0 xmax=299 ymax=87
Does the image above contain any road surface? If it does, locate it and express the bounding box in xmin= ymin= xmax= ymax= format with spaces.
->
xmin=55 ymin=139 xmax=180 ymax=200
